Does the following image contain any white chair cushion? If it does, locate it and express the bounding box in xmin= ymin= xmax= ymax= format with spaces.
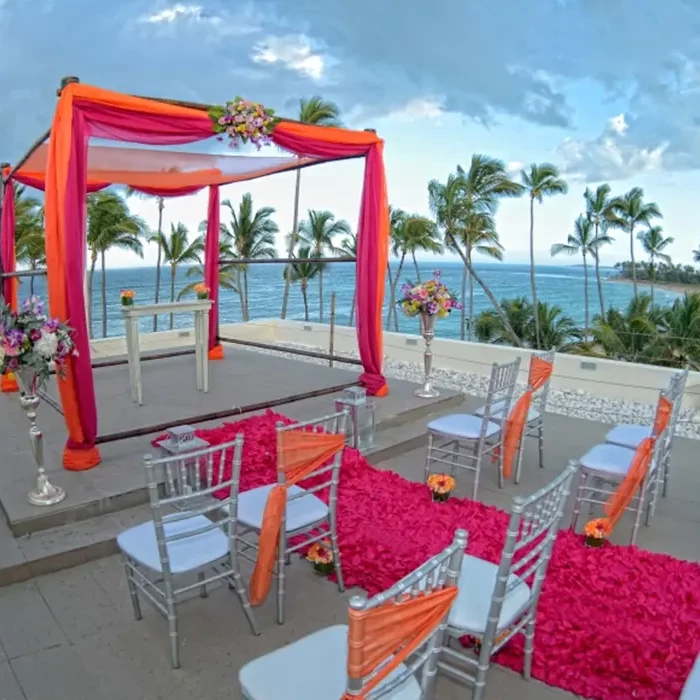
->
xmin=239 ymin=624 xmax=421 ymax=700
xmin=578 ymin=443 xmax=637 ymax=477
xmin=428 ymin=414 xmax=501 ymax=440
xmin=605 ymin=424 xmax=652 ymax=449
xmin=117 ymin=514 xmax=228 ymax=574
xmin=448 ymin=555 xmax=531 ymax=634
xmin=681 ymin=652 xmax=700 ymax=699
xmin=235 ymin=484 xmax=329 ymax=532
xmin=474 ymin=400 xmax=541 ymax=423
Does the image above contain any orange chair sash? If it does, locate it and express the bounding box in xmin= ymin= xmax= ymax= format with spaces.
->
xmin=603 ymin=395 xmax=672 ymax=529
xmin=342 ymin=586 xmax=458 ymax=699
xmin=502 ymin=358 xmax=553 ymax=479
xmin=248 ymin=430 xmax=345 ymax=606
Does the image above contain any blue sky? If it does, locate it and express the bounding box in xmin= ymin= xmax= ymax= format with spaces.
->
xmin=2 ymin=0 xmax=700 ymax=268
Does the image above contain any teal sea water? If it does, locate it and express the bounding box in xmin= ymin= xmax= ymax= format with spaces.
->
xmin=17 ymin=262 xmax=681 ymax=340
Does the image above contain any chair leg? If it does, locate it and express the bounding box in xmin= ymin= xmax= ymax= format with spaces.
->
xmin=472 ymin=641 xmax=492 ymax=700
xmin=330 ymin=522 xmax=345 ymax=593
xmin=124 ymin=559 xmax=142 ymax=621
xmin=277 ymin=530 xmax=287 ymax=625
xmin=631 ymin=486 xmax=645 ymax=546
xmin=450 ymin=440 xmax=460 ymax=477
xmin=473 ymin=446 xmax=484 ymax=500
xmin=197 ymin=572 xmax=208 ymax=598
xmin=537 ymin=423 xmax=545 ymax=469
xmin=165 ymin=596 xmax=179 ymax=669
xmin=523 ymin=615 xmax=536 ymax=681
xmin=662 ymin=454 xmax=670 ymax=497
xmin=570 ymin=470 xmax=587 ymax=532
xmin=496 ymin=438 xmax=505 ymax=490
xmin=228 ymin=567 xmax=260 ymax=635
xmin=514 ymin=436 xmax=525 ymax=485
xmin=646 ymin=472 xmax=660 ymax=526
xmin=424 ymin=433 xmax=434 ymax=483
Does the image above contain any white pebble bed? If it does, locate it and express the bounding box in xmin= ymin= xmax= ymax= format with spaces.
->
xmin=241 ymin=340 xmax=700 ymax=440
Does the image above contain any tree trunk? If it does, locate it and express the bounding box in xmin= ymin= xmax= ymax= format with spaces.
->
xmin=243 ymin=269 xmax=249 ymax=321
xmin=388 ymin=255 xmax=405 ymax=332
xmin=236 ymin=267 xmax=245 ymax=320
xmin=153 ymin=197 xmax=164 ymax=332
xmin=281 ymin=168 xmax=302 ymax=319
xmin=460 ymin=263 xmax=467 ymax=341
xmin=630 ymin=223 xmax=638 ymax=300
xmin=469 ymin=264 xmax=475 ymax=342
xmin=301 ymin=281 xmax=309 ymax=321
xmin=349 ymin=289 xmax=356 ymax=325
xmin=87 ymin=252 xmax=97 ymax=338
xmin=582 ymin=251 xmax=589 ymax=342
xmin=412 ymin=253 xmax=421 ymax=282
xmin=29 ymin=263 xmax=36 ymax=296
xmin=650 ymin=256 xmax=655 ymax=308
xmin=385 ymin=260 xmax=394 ymax=329
xmin=319 ymin=269 xmax=324 ymax=323
xmin=100 ymin=249 xmax=107 ymax=338
xmin=447 ymin=232 xmax=521 ymax=347
xmin=529 ymin=196 xmax=541 ymax=348
xmin=169 ymin=266 xmax=176 ymax=329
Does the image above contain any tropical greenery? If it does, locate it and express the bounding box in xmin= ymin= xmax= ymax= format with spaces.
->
xmin=13 ymin=186 xmax=45 ymax=296
xmin=287 ymin=245 xmax=322 ymax=321
xmin=338 ymin=231 xmax=357 ymax=324
xmin=86 ymin=191 xmax=147 ymax=338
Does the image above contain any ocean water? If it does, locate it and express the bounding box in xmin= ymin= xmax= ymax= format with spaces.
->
xmin=17 ymin=262 xmax=681 ymax=340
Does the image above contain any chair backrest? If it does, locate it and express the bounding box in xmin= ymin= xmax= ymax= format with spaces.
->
xmin=143 ymin=435 xmax=244 ymax=579
xmin=481 ymin=358 xmax=521 ymax=426
xmin=648 ymin=389 xmax=673 ymax=477
xmin=666 ymin=367 xmax=689 ymax=443
xmin=345 ymin=529 xmax=468 ymax=699
xmin=531 ymin=349 xmax=556 ymax=413
xmin=485 ymin=463 xmax=577 ymax=647
xmin=276 ymin=410 xmax=349 ymax=507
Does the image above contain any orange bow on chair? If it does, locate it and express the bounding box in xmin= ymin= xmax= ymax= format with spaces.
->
xmin=501 ymin=357 xmax=553 ymax=480
xmin=249 ymin=429 xmax=346 ymax=606
xmin=602 ymin=394 xmax=672 ymax=531
xmin=341 ymin=586 xmax=458 ymax=700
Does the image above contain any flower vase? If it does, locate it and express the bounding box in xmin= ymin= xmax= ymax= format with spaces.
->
xmin=197 ymin=294 xmax=209 ymax=301
xmin=121 ymin=298 xmax=134 ymax=307
xmin=431 ymin=492 xmax=450 ymax=503
xmin=14 ymin=369 xmax=66 ymax=507
xmin=585 ymin=535 xmax=606 ymax=548
xmin=415 ymin=312 xmax=439 ymax=398
xmin=313 ymin=561 xmax=335 ymax=576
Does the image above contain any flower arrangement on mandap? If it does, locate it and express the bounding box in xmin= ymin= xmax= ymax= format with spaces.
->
xmin=399 ymin=270 xmax=461 ymax=318
xmin=306 ymin=540 xmax=334 ymax=576
xmin=584 ymin=518 xmax=611 ymax=548
xmin=427 ymin=473 xmax=456 ymax=502
xmin=0 ymin=296 xmax=77 ymax=391
xmin=209 ymin=98 xmax=278 ymax=150
xmin=193 ymin=283 xmax=210 ymax=300
xmin=120 ymin=289 xmax=135 ymax=306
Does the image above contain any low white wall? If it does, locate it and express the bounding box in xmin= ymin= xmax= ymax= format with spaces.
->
xmin=241 ymin=318 xmax=700 ymax=409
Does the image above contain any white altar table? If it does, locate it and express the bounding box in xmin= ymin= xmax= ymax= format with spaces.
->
xmin=121 ymin=300 xmax=212 ymax=405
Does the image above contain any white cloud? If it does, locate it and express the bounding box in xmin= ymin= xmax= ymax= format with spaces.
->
xmin=141 ymin=4 xmax=206 ymax=23
xmin=387 ymin=98 xmax=445 ymax=122
xmin=252 ymin=34 xmax=326 ymax=80
xmin=608 ymin=113 xmax=628 ymax=135
xmin=506 ymin=161 xmax=524 ymax=174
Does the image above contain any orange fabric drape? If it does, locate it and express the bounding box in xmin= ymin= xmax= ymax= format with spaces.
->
xmin=501 ymin=357 xmax=553 ymax=479
xmin=248 ymin=430 xmax=346 ymax=606
xmin=342 ymin=586 xmax=458 ymax=699
xmin=603 ymin=395 xmax=672 ymax=528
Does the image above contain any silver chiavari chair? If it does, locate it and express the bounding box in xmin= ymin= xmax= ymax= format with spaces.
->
xmin=239 ymin=529 xmax=468 ymax=700
xmin=475 ymin=350 xmax=555 ymax=483
xmin=233 ymin=410 xmax=347 ymax=625
xmin=117 ymin=435 xmax=258 ymax=668
xmin=425 ymin=359 xmax=521 ymax=499
xmin=605 ymin=366 xmax=688 ymax=498
xmin=439 ymin=464 xmax=576 ymax=700
xmin=571 ymin=390 xmax=672 ymax=545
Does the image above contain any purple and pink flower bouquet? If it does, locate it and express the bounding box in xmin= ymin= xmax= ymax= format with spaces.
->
xmin=399 ymin=270 xmax=461 ymax=318
xmin=0 ymin=296 xmax=77 ymax=388
xmin=209 ymin=97 xmax=278 ymax=150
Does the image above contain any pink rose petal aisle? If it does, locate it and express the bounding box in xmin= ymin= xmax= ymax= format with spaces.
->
xmin=159 ymin=411 xmax=700 ymax=700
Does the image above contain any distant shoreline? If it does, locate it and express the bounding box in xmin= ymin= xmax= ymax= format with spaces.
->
xmin=608 ymin=276 xmax=699 ymax=295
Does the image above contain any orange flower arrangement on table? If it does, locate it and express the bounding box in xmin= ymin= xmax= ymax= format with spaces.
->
xmin=584 ymin=518 xmax=611 ymax=548
xmin=306 ymin=540 xmax=334 ymax=575
xmin=193 ymin=283 xmax=210 ymax=300
xmin=427 ymin=473 xmax=456 ymax=502
xmin=120 ymin=289 xmax=135 ymax=306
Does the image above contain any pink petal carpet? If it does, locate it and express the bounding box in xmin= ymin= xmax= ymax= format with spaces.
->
xmin=161 ymin=410 xmax=700 ymax=699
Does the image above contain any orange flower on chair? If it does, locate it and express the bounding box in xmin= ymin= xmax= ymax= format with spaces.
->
xmin=584 ymin=518 xmax=611 ymax=548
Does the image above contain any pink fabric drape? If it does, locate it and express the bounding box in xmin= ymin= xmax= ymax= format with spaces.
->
xmin=1 ymin=179 xmax=16 ymax=308
xmin=204 ymin=185 xmax=220 ymax=351
xmin=272 ymin=129 xmax=389 ymax=395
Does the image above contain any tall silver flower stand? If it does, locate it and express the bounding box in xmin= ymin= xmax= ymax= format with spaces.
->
xmin=415 ymin=312 xmax=440 ymax=398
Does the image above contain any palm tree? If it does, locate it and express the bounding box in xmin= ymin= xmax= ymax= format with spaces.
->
xmin=386 ymin=206 xmax=407 ymax=331
xmin=126 ymin=188 xmax=166 ymax=331
xmin=429 ymin=157 xmax=523 ymax=346
xmin=654 ymin=293 xmax=700 ymax=369
xmin=521 ymin=163 xmax=568 ymax=348
xmin=638 ymin=225 xmax=674 ymax=307
xmin=177 ymin=240 xmax=238 ymax=300
xmin=280 ymin=96 xmax=341 ymax=319
xmin=222 ymin=193 xmax=278 ymax=321
xmin=612 ymin=187 xmax=662 ymax=300
xmin=14 ymin=186 xmax=45 ymax=296
xmin=475 ymin=297 xmax=533 ymax=345
xmin=288 ymin=245 xmax=322 ymax=321
xmin=338 ymin=232 xmax=357 ymax=324
xmin=551 ymin=215 xmax=599 ymax=338
xmin=86 ymin=191 xmax=147 ymax=337
xmin=298 ymin=209 xmax=350 ymax=322
xmin=534 ymin=301 xmax=583 ymax=351
xmin=584 ymin=184 xmax=621 ymax=315
xmin=693 ymin=246 xmax=700 ymax=264
xmin=156 ymin=222 xmax=203 ymax=329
